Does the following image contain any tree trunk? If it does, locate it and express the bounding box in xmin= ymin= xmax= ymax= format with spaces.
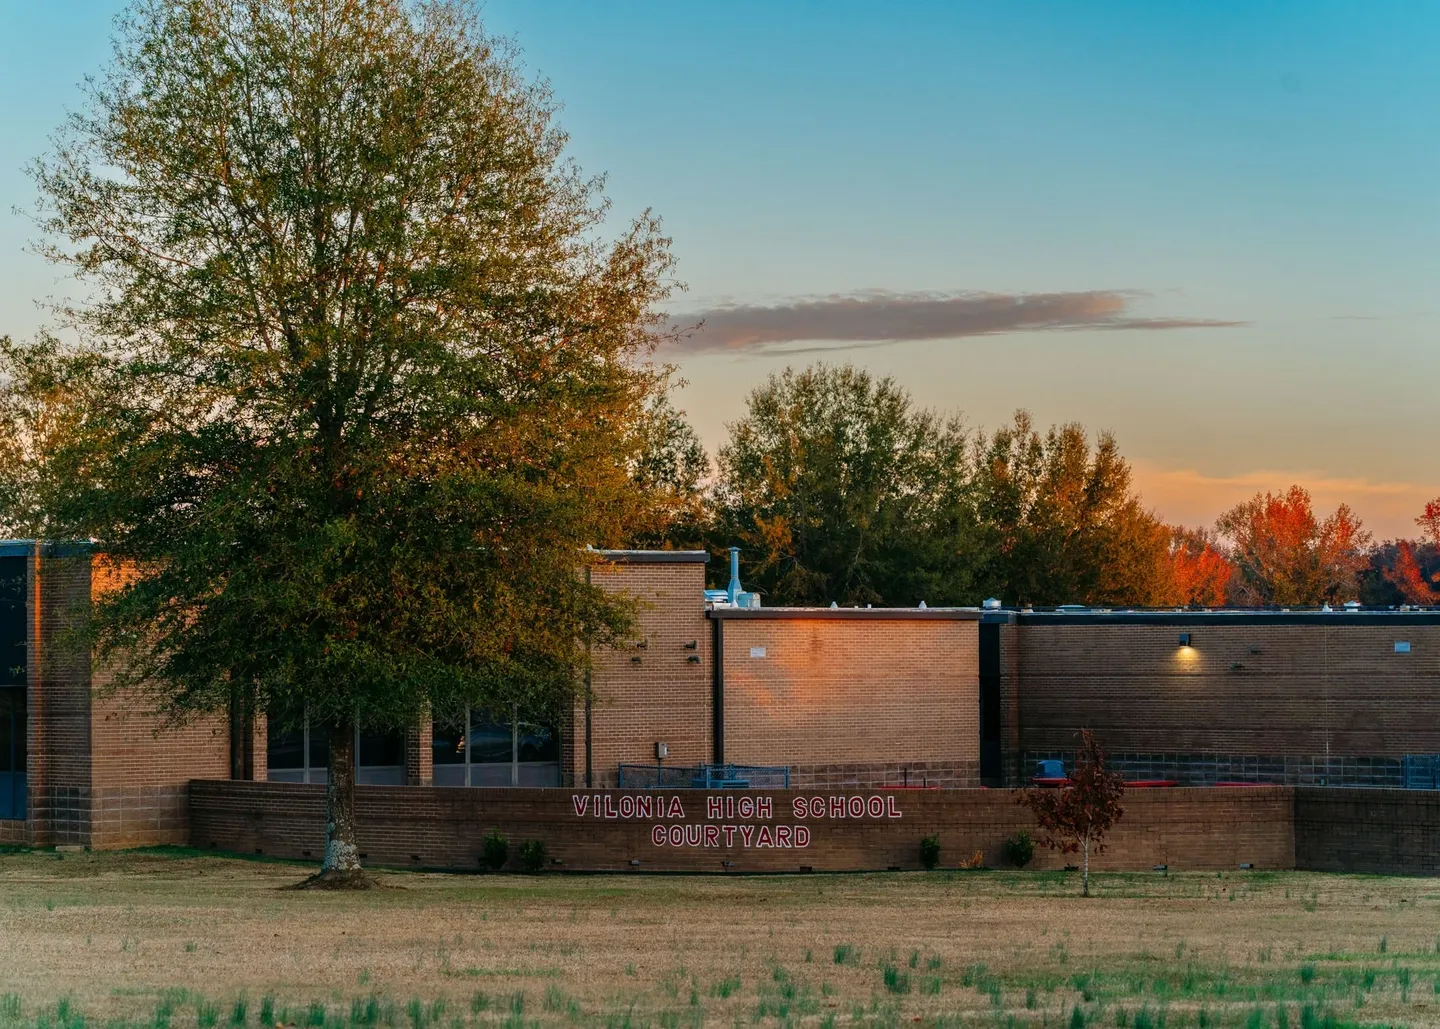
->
xmin=285 ymin=717 xmax=378 ymax=889
xmin=1082 ymin=836 xmax=1090 ymax=897
xmin=285 ymin=717 xmax=382 ymax=889
xmin=324 ymin=718 xmax=361 ymax=876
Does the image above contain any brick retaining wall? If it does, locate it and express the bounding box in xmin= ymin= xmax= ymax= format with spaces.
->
xmin=188 ymin=781 xmax=1294 ymax=874
xmin=1294 ymin=787 xmax=1440 ymax=876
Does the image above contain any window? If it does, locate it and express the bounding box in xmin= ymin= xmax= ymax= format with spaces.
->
xmin=265 ymin=713 xmax=406 ymax=785
xmin=432 ymin=707 xmax=561 ymax=787
xmin=0 ymin=557 xmax=26 ymax=821
xmin=0 ymin=687 xmax=24 ymax=820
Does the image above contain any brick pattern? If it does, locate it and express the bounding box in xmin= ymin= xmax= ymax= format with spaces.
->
xmin=787 ymin=760 xmax=976 ymax=789
xmin=406 ymin=720 xmax=433 ymax=786
xmin=86 ymin=558 xmax=230 ymax=847
xmin=12 ymin=552 xmax=232 ymax=847
xmin=581 ymin=561 xmax=712 ymax=787
xmin=722 ymin=619 xmax=980 ymax=787
xmin=189 ymin=780 xmax=1294 ymax=873
xmin=1295 ymin=787 xmax=1440 ymax=875
xmin=27 ymin=552 xmax=94 ymax=845
xmin=1004 ymin=623 xmax=1440 ymax=786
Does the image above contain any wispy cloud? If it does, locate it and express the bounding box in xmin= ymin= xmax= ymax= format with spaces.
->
xmin=677 ymin=289 xmax=1244 ymax=354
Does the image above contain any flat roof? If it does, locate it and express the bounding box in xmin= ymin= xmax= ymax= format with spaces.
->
xmin=994 ymin=609 xmax=1440 ymax=626
xmin=710 ymin=606 xmax=983 ymax=621
xmin=0 ymin=539 xmax=97 ymax=557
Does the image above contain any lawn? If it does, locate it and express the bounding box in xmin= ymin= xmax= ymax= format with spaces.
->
xmin=0 ymin=849 xmax=1436 ymax=1028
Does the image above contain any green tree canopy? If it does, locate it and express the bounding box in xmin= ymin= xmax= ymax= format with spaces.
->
xmin=970 ymin=412 xmax=1172 ymax=607
xmin=712 ymin=364 xmax=978 ymax=606
xmin=0 ymin=0 xmax=676 ymax=882
xmin=628 ymin=389 xmax=710 ymax=550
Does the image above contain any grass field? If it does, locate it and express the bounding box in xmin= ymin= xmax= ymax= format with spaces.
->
xmin=0 ymin=850 xmax=1437 ymax=1028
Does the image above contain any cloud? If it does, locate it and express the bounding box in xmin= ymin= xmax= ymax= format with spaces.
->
xmin=677 ymin=289 xmax=1244 ymax=354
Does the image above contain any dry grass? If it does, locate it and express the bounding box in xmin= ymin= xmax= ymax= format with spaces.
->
xmin=0 ymin=848 xmax=1437 ymax=1027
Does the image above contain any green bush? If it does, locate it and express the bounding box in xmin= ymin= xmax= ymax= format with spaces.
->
xmin=1004 ymin=831 xmax=1035 ymax=869
xmin=482 ymin=830 xmax=508 ymax=871
xmin=518 ymin=838 xmax=547 ymax=873
xmin=919 ymin=834 xmax=941 ymax=870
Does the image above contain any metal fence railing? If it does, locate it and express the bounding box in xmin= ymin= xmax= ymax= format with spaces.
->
xmin=1403 ymin=755 xmax=1439 ymax=790
xmin=616 ymin=763 xmax=790 ymax=789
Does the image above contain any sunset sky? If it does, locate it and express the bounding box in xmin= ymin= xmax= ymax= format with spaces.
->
xmin=1 ymin=1 xmax=1436 ymax=537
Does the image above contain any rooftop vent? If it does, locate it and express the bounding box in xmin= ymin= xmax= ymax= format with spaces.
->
xmin=982 ymin=598 xmax=1002 ymax=610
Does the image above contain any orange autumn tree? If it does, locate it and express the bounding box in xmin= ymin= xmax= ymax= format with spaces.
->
xmin=1385 ymin=498 xmax=1440 ymax=604
xmin=1165 ymin=527 xmax=1234 ymax=607
xmin=1217 ymin=486 xmax=1371 ymax=607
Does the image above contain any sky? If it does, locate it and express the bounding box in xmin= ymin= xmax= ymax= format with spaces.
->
xmin=1 ymin=1 xmax=1437 ymax=537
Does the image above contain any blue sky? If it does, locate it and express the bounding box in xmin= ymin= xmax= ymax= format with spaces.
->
xmin=1 ymin=1 xmax=1437 ymax=535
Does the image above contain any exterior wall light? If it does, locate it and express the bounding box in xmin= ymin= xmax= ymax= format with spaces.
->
xmin=1178 ymin=633 xmax=1192 ymax=647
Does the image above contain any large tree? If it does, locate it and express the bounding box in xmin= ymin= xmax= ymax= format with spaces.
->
xmin=712 ymin=364 xmax=978 ymax=606
xmin=1163 ymin=526 xmax=1234 ymax=608
xmin=1216 ymin=486 xmax=1371 ymax=606
xmin=627 ymin=390 xmax=710 ymax=551
xmin=0 ymin=0 xmax=675 ymax=884
xmin=970 ymin=412 xmax=1172 ymax=607
xmin=1368 ymin=497 xmax=1440 ymax=605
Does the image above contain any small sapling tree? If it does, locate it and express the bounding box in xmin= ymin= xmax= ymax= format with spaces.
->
xmin=1019 ymin=730 xmax=1125 ymax=896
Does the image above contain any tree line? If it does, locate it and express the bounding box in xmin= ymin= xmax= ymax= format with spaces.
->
xmin=642 ymin=363 xmax=1437 ymax=610
xmin=0 ymin=0 xmax=1429 ymax=885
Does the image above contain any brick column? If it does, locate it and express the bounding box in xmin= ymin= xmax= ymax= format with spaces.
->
xmin=251 ymin=712 xmax=268 ymax=782
xmin=406 ymin=714 xmax=432 ymax=786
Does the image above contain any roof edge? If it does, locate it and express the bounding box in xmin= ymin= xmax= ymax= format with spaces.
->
xmin=709 ymin=607 xmax=983 ymax=622
xmin=594 ymin=549 xmax=709 ymax=565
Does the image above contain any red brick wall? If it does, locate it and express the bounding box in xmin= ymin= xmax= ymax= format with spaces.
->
xmin=27 ymin=550 xmax=94 ymax=846
xmin=12 ymin=552 xmax=233 ymax=848
xmin=720 ymin=615 xmax=980 ymax=788
xmin=1294 ymin=787 xmax=1440 ymax=875
xmin=188 ymin=781 xmax=1295 ymax=873
xmin=86 ymin=557 xmax=230 ymax=847
xmin=1005 ymin=621 xmax=1440 ymax=785
xmin=580 ymin=560 xmax=712 ymax=787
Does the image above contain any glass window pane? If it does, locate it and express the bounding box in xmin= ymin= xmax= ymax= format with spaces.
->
xmin=516 ymin=721 xmax=559 ymax=764
xmin=468 ymin=711 xmax=513 ymax=764
xmin=308 ymin=721 xmax=332 ymax=771
xmin=431 ymin=719 xmax=466 ymax=766
xmin=0 ymin=689 xmax=15 ymax=773
xmin=359 ymin=728 xmax=404 ymax=768
xmin=266 ymin=717 xmax=305 ymax=771
xmin=0 ymin=556 xmax=25 ymax=689
xmin=12 ymin=689 xmax=23 ymax=771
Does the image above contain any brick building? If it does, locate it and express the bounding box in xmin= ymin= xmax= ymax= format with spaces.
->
xmin=4 ymin=541 xmax=1440 ymax=850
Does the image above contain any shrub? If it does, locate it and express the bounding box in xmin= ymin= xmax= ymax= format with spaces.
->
xmin=919 ymin=834 xmax=941 ymax=870
xmin=1004 ymin=831 xmax=1035 ymax=869
xmin=518 ymin=839 xmax=547 ymax=873
xmin=482 ymin=830 xmax=508 ymax=871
